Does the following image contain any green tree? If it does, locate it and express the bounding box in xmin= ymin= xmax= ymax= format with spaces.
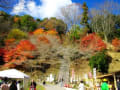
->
xmin=12 ymin=15 xmax=21 ymax=29
xmin=89 ymin=51 xmax=109 ymax=73
xmin=113 ymin=15 xmax=120 ymax=39
xmin=20 ymin=15 xmax=37 ymax=32
xmin=0 ymin=11 xmax=12 ymax=46
xmin=69 ymin=24 xmax=83 ymax=40
xmin=80 ymin=2 xmax=89 ymax=31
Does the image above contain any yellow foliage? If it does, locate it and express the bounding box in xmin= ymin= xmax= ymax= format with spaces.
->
xmin=33 ymin=29 xmax=57 ymax=35
xmin=46 ymin=29 xmax=58 ymax=35
xmin=33 ymin=28 xmax=44 ymax=35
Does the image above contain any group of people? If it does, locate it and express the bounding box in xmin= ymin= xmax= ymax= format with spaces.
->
xmin=0 ymin=78 xmax=37 ymax=90
xmin=78 ymin=78 xmax=120 ymax=90
xmin=98 ymin=78 xmax=120 ymax=90
xmin=0 ymin=78 xmax=21 ymax=90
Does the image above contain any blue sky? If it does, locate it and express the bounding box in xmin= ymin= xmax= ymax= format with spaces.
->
xmin=1 ymin=0 xmax=120 ymax=19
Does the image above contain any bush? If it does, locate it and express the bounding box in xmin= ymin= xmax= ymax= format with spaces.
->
xmin=7 ymin=29 xmax=27 ymax=40
xmin=89 ymin=51 xmax=109 ymax=73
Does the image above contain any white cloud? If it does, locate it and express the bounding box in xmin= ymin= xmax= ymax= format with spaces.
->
xmin=11 ymin=0 xmax=25 ymax=14
xmin=11 ymin=0 xmax=72 ymax=19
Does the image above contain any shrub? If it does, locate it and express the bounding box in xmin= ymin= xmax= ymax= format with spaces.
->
xmin=89 ymin=51 xmax=109 ymax=73
xmin=7 ymin=29 xmax=27 ymax=40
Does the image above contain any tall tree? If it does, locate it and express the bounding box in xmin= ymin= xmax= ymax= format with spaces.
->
xmin=80 ymin=2 xmax=89 ymax=31
xmin=58 ymin=3 xmax=82 ymax=31
xmin=0 ymin=11 xmax=12 ymax=47
xmin=90 ymin=0 xmax=120 ymax=42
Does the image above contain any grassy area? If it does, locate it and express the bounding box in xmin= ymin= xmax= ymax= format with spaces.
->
xmin=27 ymin=85 xmax=45 ymax=90
xmin=37 ymin=85 xmax=45 ymax=90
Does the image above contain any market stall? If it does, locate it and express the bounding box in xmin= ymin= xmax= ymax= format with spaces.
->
xmin=0 ymin=69 xmax=30 ymax=89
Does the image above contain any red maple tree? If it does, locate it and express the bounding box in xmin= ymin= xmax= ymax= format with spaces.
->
xmin=80 ymin=33 xmax=106 ymax=52
xmin=112 ymin=38 xmax=120 ymax=51
xmin=2 ymin=40 xmax=36 ymax=68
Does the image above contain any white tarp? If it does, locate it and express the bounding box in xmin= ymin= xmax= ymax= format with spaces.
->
xmin=0 ymin=69 xmax=29 ymax=79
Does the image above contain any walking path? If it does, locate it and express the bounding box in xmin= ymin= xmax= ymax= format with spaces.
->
xmin=45 ymin=85 xmax=65 ymax=90
xmin=45 ymin=85 xmax=76 ymax=90
xmin=44 ymin=85 xmax=76 ymax=90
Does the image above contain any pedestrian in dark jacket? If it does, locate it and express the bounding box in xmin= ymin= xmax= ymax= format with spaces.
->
xmin=9 ymin=80 xmax=17 ymax=90
xmin=30 ymin=79 xmax=37 ymax=90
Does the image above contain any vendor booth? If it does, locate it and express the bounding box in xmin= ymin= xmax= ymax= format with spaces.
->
xmin=97 ymin=71 xmax=120 ymax=90
xmin=0 ymin=69 xmax=30 ymax=89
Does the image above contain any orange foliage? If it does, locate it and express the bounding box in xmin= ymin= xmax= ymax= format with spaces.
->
xmin=14 ymin=17 xmax=20 ymax=22
xmin=4 ymin=38 xmax=15 ymax=46
xmin=33 ymin=28 xmax=58 ymax=35
xmin=16 ymin=40 xmax=36 ymax=51
xmin=33 ymin=28 xmax=44 ymax=35
xmin=112 ymin=38 xmax=120 ymax=51
xmin=38 ymin=36 xmax=50 ymax=44
xmin=3 ymin=40 xmax=36 ymax=64
xmin=80 ymin=33 xmax=106 ymax=52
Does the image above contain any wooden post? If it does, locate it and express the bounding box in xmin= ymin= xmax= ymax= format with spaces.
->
xmin=113 ymin=73 xmax=117 ymax=90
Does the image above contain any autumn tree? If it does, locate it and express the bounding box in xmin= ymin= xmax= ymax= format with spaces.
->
xmin=39 ymin=17 xmax=67 ymax=36
xmin=3 ymin=40 xmax=36 ymax=68
xmin=80 ymin=33 xmax=106 ymax=52
xmin=112 ymin=38 xmax=120 ymax=51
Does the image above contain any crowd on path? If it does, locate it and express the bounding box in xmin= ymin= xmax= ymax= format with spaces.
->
xmin=0 ymin=78 xmax=37 ymax=90
xmin=0 ymin=77 xmax=21 ymax=90
xmin=1 ymin=77 xmax=120 ymax=90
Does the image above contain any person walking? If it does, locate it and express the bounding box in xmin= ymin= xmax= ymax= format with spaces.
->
xmin=117 ymin=79 xmax=120 ymax=90
xmin=78 ymin=81 xmax=85 ymax=90
xmin=9 ymin=80 xmax=17 ymax=90
xmin=1 ymin=82 xmax=9 ymax=90
xmin=101 ymin=79 xmax=109 ymax=90
xmin=1 ymin=77 xmax=9 ymax=90
xmin=17 ymin=81 xmax=21 ymax=90
xmin=30 ymin=79 xmax=37 ymax=90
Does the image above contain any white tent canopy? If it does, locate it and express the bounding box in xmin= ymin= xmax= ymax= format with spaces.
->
xmin=0 ymin=69 xmax=29 ymax=79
